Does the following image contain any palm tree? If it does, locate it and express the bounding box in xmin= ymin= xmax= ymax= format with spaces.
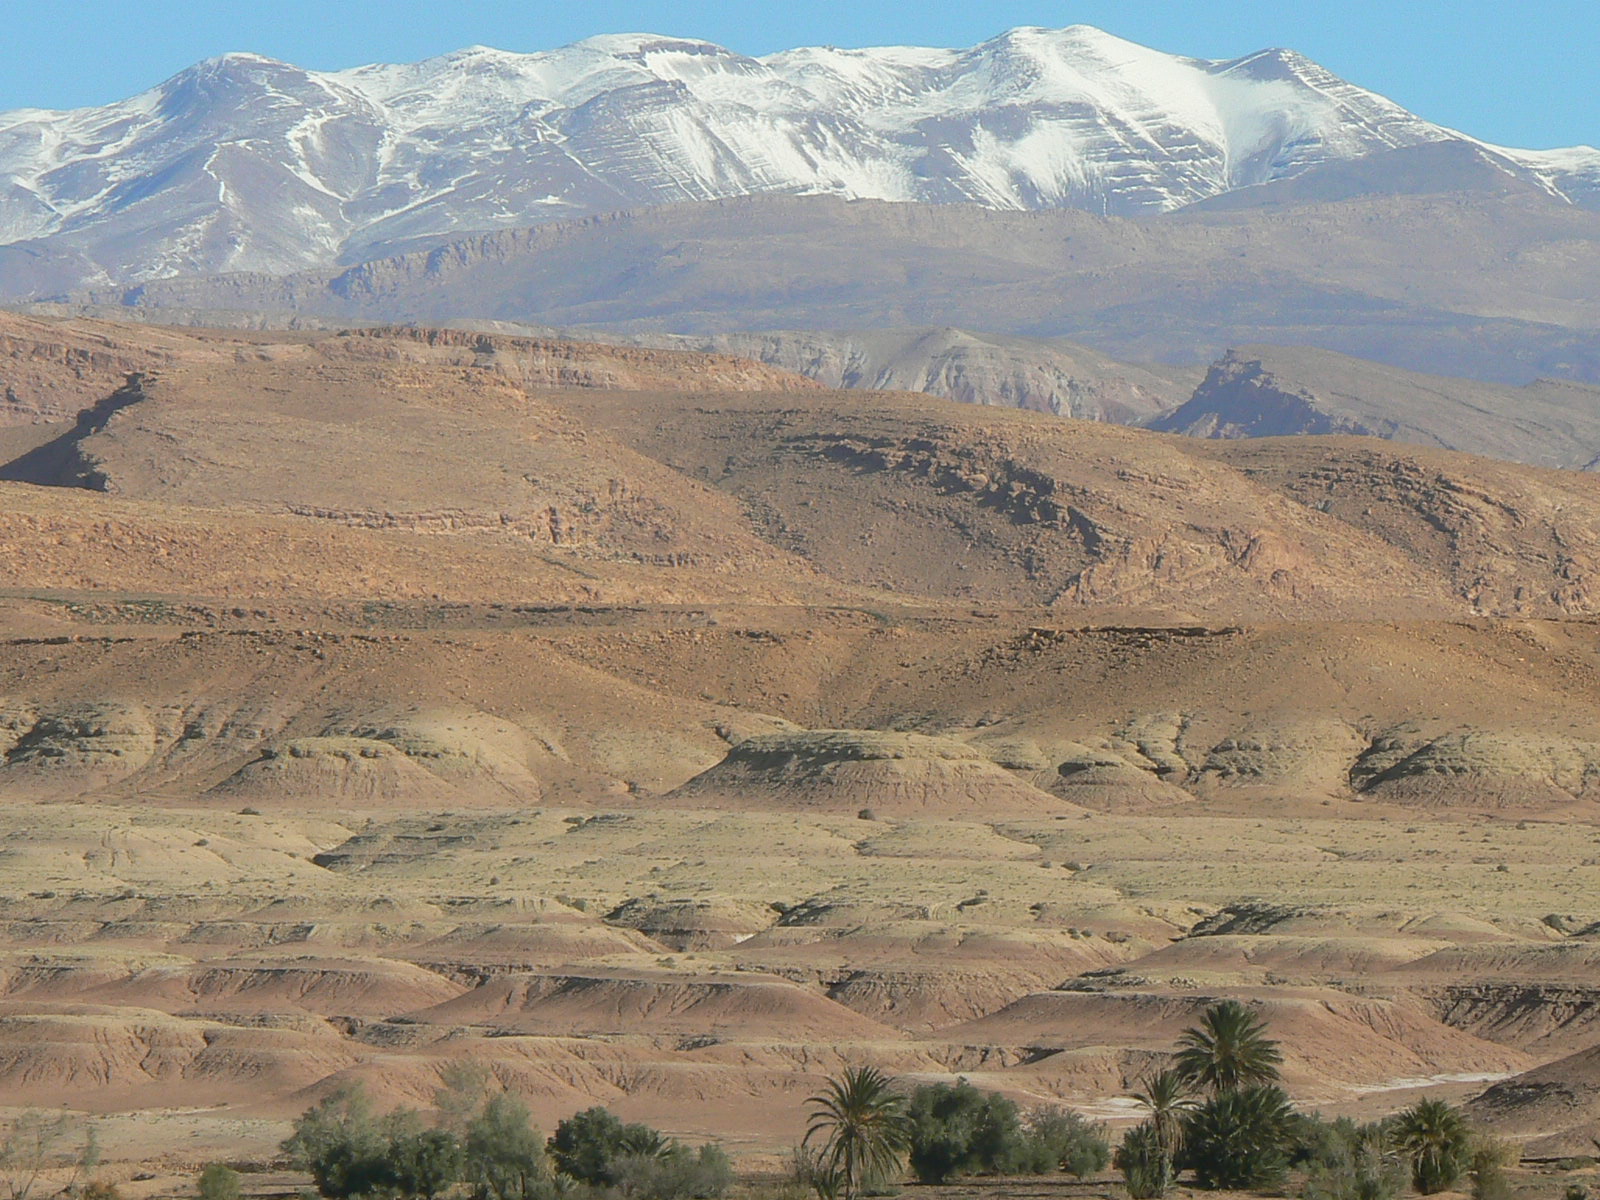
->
xmin=1173 ymin=1000 xmax=1283 ymax=1095
xmin=1127 ymin=1068 xmax=1197 ymax=1157
xmin=804 ymin=1066 xmax=910 ymax=1200
xmin=1392 ymin=1098 xmax=1472 ymax=1195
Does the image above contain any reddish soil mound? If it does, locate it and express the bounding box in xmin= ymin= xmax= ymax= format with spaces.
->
xmin=412 ymin=969 xmax=904 ymax=1041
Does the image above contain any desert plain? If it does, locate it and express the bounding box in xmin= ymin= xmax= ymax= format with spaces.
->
xmin=1 ymin=313 xmax=1600 ymax=1191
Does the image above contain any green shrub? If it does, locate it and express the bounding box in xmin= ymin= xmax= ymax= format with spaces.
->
xmin=1180 ymin=1084 xmax=1295 ymax=1191
xmin=611 ymin=1144 xmax=734 ymax=1200
xmin=1287 ymin=1114 xmax=1355 ymax=1170
xmin=1020 ymin=1107 xmax=1110 ymax=1177
xmin=549 ymin=1107 xmax=668 ymax=1186
xmin=1468 ymin=1137 xmax=1516 ymax=1200
xmin=1471 ymin=1164 xmax=1513 ymax=1200
xmin=281 ymin=1087 xmax=395 ymax=1200
xmin=1299 ymin=1119 xmax=1405 ymax=1200
xmin=283 ymin=1088 xmax=474 ymax=1200
xmin=197 ymin=1164 xmax=243 ymax=1200
xmin=546 ymin=1106 xmax=727 ymax=1198
xmin=391 ymin=1128 xmax=465 ymax=1200
xmin=788 ymin=1144 xmax=836 ymax=1200
xmin=1115 ymin=1122 xmax=1173 ymax=1200
xmin=905 ymin=1079 xmax=1028 ymax=1183
xmin=464 ymin=1094 xmax=553 ymax=1200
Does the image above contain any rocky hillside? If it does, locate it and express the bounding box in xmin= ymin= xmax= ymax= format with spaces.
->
xmin=8 ymin=315 xmax=1600 ymax=622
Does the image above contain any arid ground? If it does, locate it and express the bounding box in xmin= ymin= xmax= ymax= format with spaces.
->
xmin=3 ymin=314 xmax=1600 ymax=1191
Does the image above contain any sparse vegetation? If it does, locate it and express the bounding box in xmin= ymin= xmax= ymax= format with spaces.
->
xmin=609 ymin=1145 xmax=733 ymax=1200
xmin=898 ymin=1078 xmax=1110 ymax=1184
xmin=1296 ymin=1116 xmax=1405 ymax=1200
xmin=1467 ymin=1135 xmax=1517 ymax=1200
xmin=286 ymin=1088 xmax=728 ymax=1200
xmin=545 ymin=1106 xmax=729 ymax=1198
xmin=0 ymin=1111 xmax=100 ymax=1200
xmin=1020 ymin=1106 xmax=1110 ymax=1177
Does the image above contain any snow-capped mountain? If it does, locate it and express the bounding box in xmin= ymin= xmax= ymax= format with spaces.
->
xmin=0 ymin=25 xmax=1595 ymax=292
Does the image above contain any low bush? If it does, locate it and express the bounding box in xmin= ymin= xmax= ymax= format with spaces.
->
xmin=905 ymin=1080 xmax=1025 ymax=1183
xmin=549 ymin=1107 xmax=666 ymax=1186
xmin=1019 ymin=1106 xmax=1110 ymax=1177
xmin=464 ymin=1094 xmax=553 ymax=1200
xmin=1468 ymin=1137 xmax=1516 ymax=1200
xmin=612 ymin=1145 xmax=734 ymax=1200
xmin=547 ymin=1105 xmax=728 ymax=1198
xmin=287 ymin=1090 xmax=737 ymax=1200
xmin=391 ymin=1128 xmax=466 ymax=1200
xmin=1114 ymin=1122 xmax=1173 ymax=1200
xmin=196 ymin=1164 xmax=243 ymax=1200
xmin=1298 ymin=1118 xmax=1405 ymax=1200
xmin=282 ymin=1087 xmax=397 ymax=1200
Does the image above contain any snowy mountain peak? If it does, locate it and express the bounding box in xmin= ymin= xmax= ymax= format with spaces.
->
xmin=566 ymin=33 xmax=748 ymax=58
xmin=0 ymin=25 xmax=1596 ymax=296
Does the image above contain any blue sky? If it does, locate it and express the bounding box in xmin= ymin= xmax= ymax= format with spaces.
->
xmin=1 ymin=1 xmax=1593 ymax=149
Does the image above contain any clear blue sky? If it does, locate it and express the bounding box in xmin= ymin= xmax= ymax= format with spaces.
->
xmin=2 ymin=1 xmax=1593 ymax=149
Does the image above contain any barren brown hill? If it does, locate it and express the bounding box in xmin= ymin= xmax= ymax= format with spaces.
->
xmin=1468 ymin=1041 xmax=1600 ymax=1156
xmin=9 ymin=316 xmax=1600 ymax=622
xmin=556 ymin=385 xmax=1600 ymax=619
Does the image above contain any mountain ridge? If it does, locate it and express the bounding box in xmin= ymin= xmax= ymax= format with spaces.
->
xmin=1 ymin=25 xmax=1596 ymax=294
xmin=71 ymin=189 xmax=1600 ymax=386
